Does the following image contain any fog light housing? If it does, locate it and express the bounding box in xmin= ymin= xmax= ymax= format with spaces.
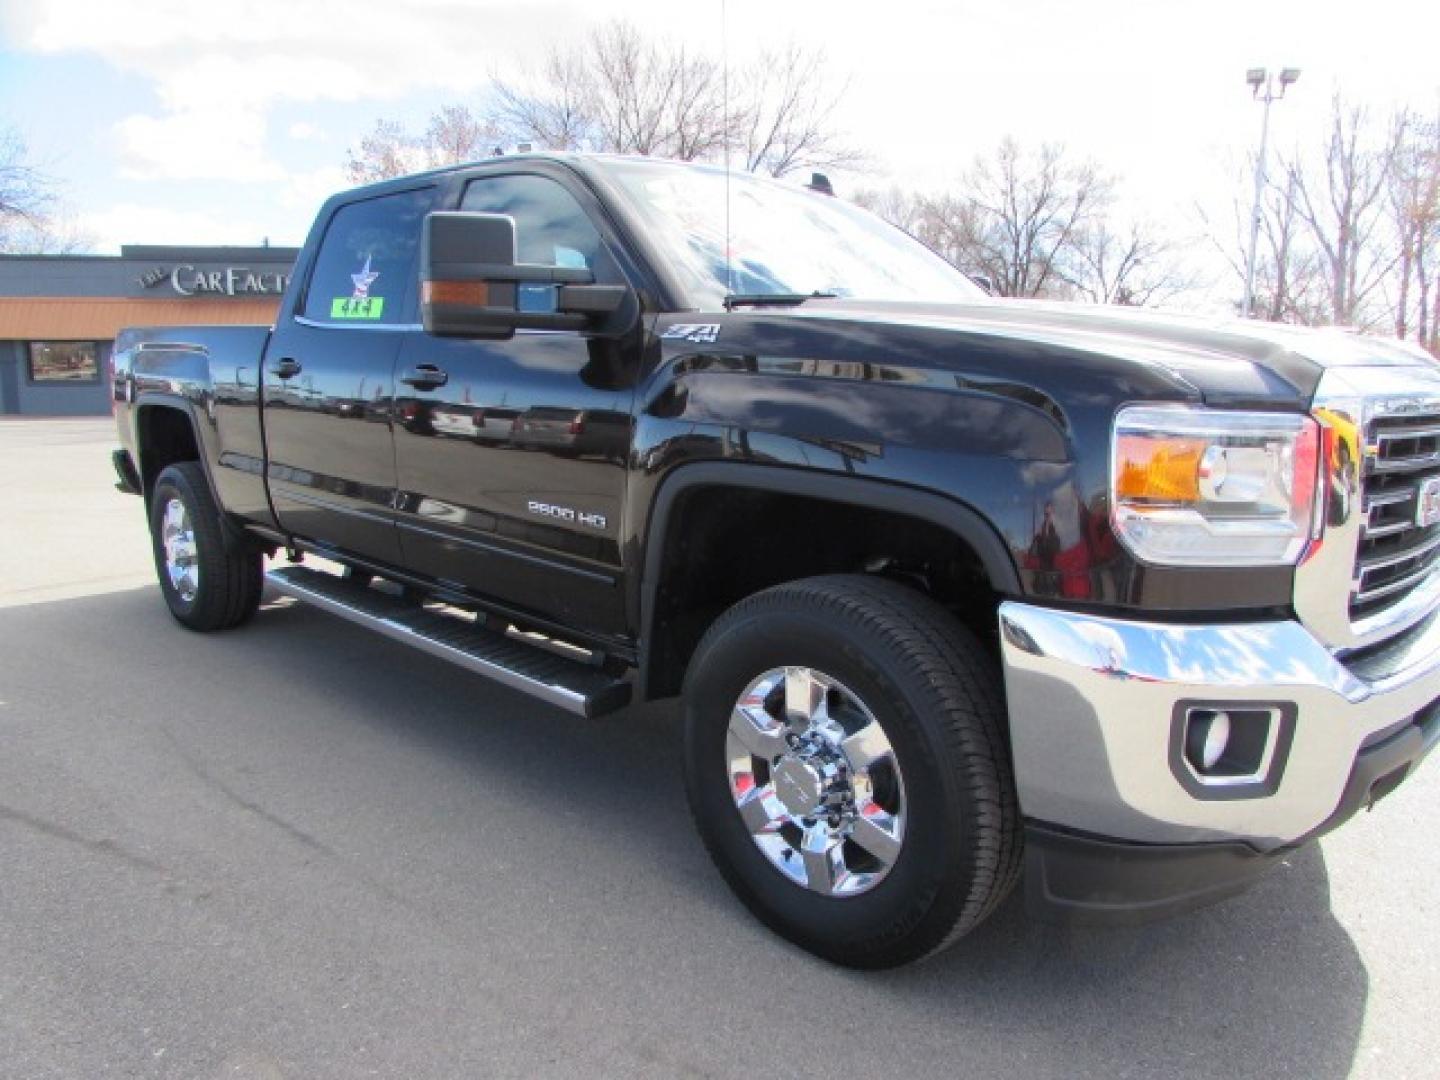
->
xmin=1171 ymin=701 xmax=1296 ymax=798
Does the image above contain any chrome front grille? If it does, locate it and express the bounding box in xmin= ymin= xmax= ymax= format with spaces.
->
xmin=1296 ymin=364 xmax=1440 ymax=653
xmin=1353 ymin=414 xmax=1440 ymax=622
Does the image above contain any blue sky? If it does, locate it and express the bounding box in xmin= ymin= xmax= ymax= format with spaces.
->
xmin=2 ymin=0 xmax=1438 ymax=256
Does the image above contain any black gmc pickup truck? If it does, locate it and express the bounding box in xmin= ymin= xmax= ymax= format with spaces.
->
xmin=111 ymin=153 xmax=1439 ymax=968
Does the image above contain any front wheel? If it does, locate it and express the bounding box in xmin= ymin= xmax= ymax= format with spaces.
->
xmin=148 ymin=462 xmax=263 ymax=631
xmin=683 ymin=574 xmax=1022 ymax=968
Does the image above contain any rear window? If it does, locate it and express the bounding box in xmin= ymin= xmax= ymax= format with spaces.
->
xmin=303 ymin=188 xmax=433 ymax=324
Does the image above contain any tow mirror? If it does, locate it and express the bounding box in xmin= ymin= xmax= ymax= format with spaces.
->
xmin=420 ymin=211 xmax=628 ymax=338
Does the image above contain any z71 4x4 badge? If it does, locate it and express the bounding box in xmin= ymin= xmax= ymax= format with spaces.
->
xmin=661 ymin=323 xmax=720 ymax=344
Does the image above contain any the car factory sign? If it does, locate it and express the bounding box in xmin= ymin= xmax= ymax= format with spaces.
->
xmin=138 ymin=264 xmax=292 ymax=298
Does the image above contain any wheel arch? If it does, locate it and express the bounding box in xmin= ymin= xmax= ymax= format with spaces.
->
xmin=636 ymin=463 xmax=1021 ymax=700
xmin=133 ymin=397 xmax=258 ymax=556
xmin=134 ymin=396 xmax=207 ymax=500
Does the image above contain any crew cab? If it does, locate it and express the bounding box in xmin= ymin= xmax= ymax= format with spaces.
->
xmin=111 ymin=153 xmax=1440 ymax=968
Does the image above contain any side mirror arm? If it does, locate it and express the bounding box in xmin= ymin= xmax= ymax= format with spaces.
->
xmin=557 ymin=284 xmax=628 ymax=315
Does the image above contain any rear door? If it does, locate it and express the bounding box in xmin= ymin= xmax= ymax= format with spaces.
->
xmin=390 ymin=169 xmax=644 ymax=641
xmin=262 ymin=185 xmax=435 ymax=565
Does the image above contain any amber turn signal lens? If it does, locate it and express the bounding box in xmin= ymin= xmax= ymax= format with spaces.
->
xmin=1114 ymin=435 xmax=1206 ymax=502
xmin=422 ymin=280 xmax=490 ymax=306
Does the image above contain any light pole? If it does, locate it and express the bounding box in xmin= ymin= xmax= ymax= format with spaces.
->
xmin=1242 ymin=66 xmax=1301 ymax=319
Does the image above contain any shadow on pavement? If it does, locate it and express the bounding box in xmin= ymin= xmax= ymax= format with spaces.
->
xmin=3 ymin=586 xmax=1368 ymax=1079
xmin=871 ymin=843 xmax=1364 ymax=1078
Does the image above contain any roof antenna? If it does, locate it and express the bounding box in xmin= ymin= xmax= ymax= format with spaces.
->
xmin=721 ymin=0 xmax=734 ymax=299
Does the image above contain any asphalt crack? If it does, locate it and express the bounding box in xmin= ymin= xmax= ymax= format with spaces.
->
xmin=159 ymin=728 xmax=336 ymax=859
xmin=0 ymin=801 xmax=169 ymax=877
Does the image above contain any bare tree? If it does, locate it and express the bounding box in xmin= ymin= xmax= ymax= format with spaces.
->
xmin=4 ymin=216 xmax=92 ymax=254
xmin=853 ymin=187 xmax=990 ymax=280
xmin=1204 ymin=97 xmax=1435 ymax=339
xmin=1387 ymin=107 xmax=1440 ymax=351
xmin=1415 ymin=112 xmax=1440 ymax=354
xmin=1200 ymin=164 xmax=1328 ymax=324
xmin=344 ymin=119 xmax=416 ymax=184
xmin=1254 ymin=172 xmax=1332 ymax=323
xmin=1411 ymin=113 xmax=1440 ymax=355
xmin=851 ymin=186 xmax=924 ymax=234
xmin=1285 ymin=96 xmax=1397 ymax=328
xmin=739 ymin=44 xmax=866 ymax=178
xmin=568 ymin=21 xmax=728 ymax=160
xmin=492 ymin=49 xmax=595 ymax=151
xmin=345 ymin=108 xmax=502 ymax=185
xmin=960 ymin=138 xmax=1109 ymax=298
xmin=363 ymin=22 xmax=859 ymax=182
xmin=913 ymin=193 xmax=985 ymax=271
xmin=421 ymin=105 xmax=503 ymax=167
xmin=0 ymin=127 xmax=54 ymax=245
xmin=863 ymin=166 xmax=1195 ymax=308
xmin=0 ymin=128 xmax=90 ymax=254
xmin=1063 ymin=217 xmax=1197 ymax=306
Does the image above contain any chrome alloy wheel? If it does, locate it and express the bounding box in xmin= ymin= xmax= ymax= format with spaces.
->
xmin=160 ymin=496 xmax=199 ymax=602
xmin=726 ymin=667 xmax=906 ymax=897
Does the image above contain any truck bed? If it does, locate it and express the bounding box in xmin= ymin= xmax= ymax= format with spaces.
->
xmin=113 ymin=323 xmax=276 ymax=527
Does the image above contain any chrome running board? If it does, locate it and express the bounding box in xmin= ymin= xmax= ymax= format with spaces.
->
xmin=264 ymin=565 xmax=631 ymax=718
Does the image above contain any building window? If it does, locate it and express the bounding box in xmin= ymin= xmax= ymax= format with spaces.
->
xmin=28 ymin=341 xmax=100 ymax=383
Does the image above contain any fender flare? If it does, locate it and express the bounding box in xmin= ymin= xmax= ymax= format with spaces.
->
xmin=132 ymin=394 xmax=254 ymax=555
xmin=636 ymin=461 xmax=1021 ymax=695
xmin=132 ymin=393 xmax=213 ymax=497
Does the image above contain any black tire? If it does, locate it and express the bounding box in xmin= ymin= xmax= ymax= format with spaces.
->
xmin=148 ymin=462 xmax=264 ymax=632
xmin=682 ymin=574 xmax=1022 ymax=969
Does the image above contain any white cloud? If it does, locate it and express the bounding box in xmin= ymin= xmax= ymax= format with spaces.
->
xmin=287 ymin=121 xmax=323 ymax=141
xmin=3 ymin=1 xmax=572 ymax=102
xmin=277 ymin=164 xmax=352 ymax=214
xmin=76 ymin=202 xmax=292 ymax=253
xmin=115 ymin=107 xmax=284 ymax=182
xmin=2 ymin=0 xmax=585 ymax=182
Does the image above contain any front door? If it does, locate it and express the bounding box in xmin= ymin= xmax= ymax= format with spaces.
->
xmin=390 ymin=171 xmax=643 ymax=641
xmin=262 ymin=185 xmax=435 ymax=565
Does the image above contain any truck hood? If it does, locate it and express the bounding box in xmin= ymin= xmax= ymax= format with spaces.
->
xmin=790 ymin=298 xmax=1436 ymax=408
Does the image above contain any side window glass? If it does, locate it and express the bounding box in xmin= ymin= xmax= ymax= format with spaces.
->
xmin=303 ymin=187 xmax=433 ymax=324
xmin=460 ymin=175 xmax=621 ymax=313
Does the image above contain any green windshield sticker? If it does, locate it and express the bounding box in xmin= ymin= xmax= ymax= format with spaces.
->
xmin=330 ymin=296 xmax=385 ymax=320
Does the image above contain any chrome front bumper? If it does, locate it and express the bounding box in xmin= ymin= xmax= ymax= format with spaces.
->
xmin=998 ymin=600 xmax=1440 ymax=849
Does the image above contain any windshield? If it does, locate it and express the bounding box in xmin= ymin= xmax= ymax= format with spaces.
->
xmin=596 ymin=159 xmax=986 ymax=309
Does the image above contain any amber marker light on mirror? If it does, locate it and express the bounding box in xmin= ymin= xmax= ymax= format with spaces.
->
xmin=422 ymin=280 xmax=491 ymax=306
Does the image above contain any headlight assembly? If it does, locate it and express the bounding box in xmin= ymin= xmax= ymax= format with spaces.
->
xmin=1110 ymin=406 xmax=1321 ymax=566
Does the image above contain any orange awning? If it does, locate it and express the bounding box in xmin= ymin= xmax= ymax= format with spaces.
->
xmin=0 ymin=297 xmax=282 ymax=340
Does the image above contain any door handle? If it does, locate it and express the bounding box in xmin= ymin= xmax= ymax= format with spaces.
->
xmin=270 ymin=357 xmax=302 ymax=379
xmin=401 ymin=364 xmax=449 ymax=390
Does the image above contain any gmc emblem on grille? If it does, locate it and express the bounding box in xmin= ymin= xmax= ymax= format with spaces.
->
xmin=1417 ymin=477 xmax=1440 ymax=527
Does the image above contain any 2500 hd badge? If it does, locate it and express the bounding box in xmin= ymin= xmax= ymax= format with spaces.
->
xmin=528 ymin=499 xmax=607 ymax=530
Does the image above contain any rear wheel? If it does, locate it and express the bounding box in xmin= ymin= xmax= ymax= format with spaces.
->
xmin=683 ymin=574 xmax=1021 ymax=968
xmin=148 ymin=462 xmax=263 ymax=631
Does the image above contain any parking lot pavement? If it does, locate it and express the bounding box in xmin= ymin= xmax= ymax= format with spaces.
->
xmin=0 ymin=419 xmax=1435 ymax=1079
xmin=0 ymin=418 xmax=154 ymax=608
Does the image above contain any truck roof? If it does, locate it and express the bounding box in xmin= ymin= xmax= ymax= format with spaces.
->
xmin=340 ymin=151 xmax=749 ymax=200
